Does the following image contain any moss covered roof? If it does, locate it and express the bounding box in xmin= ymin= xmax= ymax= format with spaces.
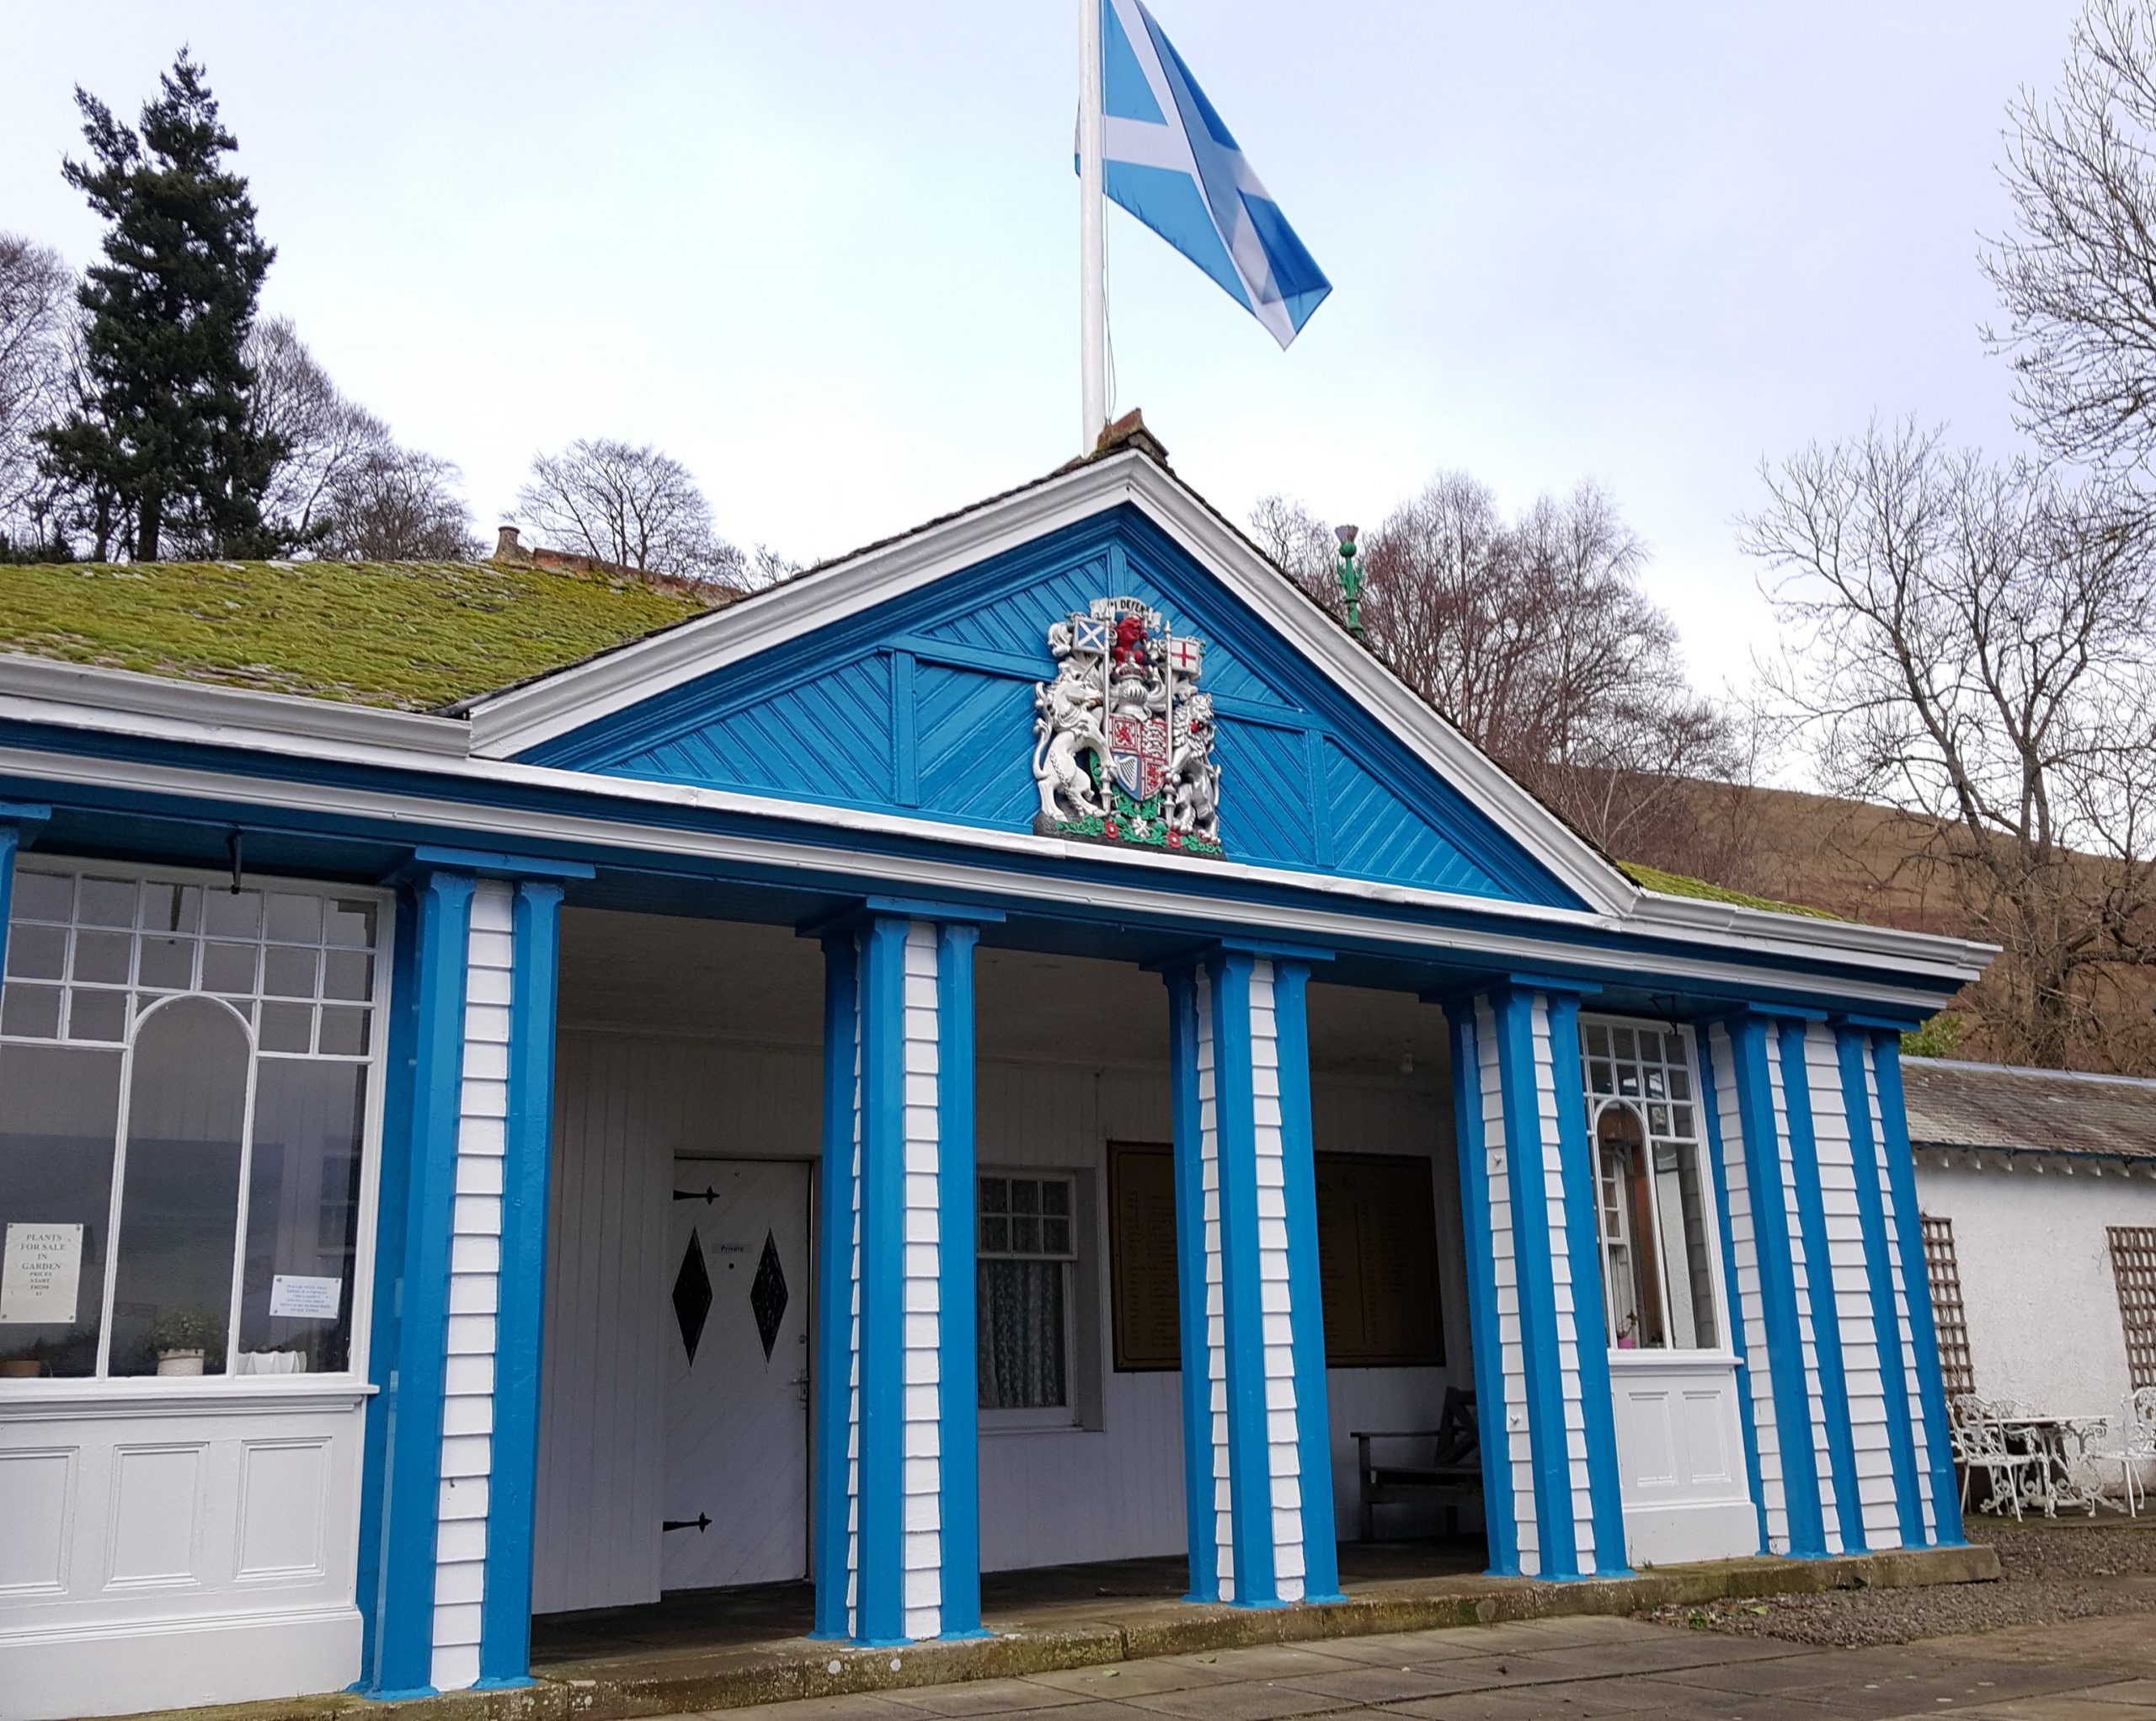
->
xmin=1619 ymin=860 xmax=1839 ymax=921
xmin=0 ymin=557 xmax=720 ymax=712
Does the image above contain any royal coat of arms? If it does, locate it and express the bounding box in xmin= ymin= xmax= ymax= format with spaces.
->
xmin=1031 ymin=597 xmax=1222 ymax=858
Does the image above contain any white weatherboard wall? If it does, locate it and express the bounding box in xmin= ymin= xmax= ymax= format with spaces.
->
xmin=899 ymin=922 xmax=943 ymax=1642
xmin=432 ymin=879 xmax=514 ymax=1692
xmin=1914 ymin=1159 xmax=2156 ymax=1419
xmin=1246 ymin=962 xmax=1304 ymax=1602
xmin=531 ymin=990 xmax=1469 ymax=1612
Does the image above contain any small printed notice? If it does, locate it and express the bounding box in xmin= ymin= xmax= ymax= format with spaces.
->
xmin=269 ymin=1275 xmax=343 ymax=1320
xmin=0 ymin=1222 xmax=83 ymax=1325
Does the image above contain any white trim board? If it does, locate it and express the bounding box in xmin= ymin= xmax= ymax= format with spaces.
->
xmin=0 ymin=739 xmax=1988 ymax=1018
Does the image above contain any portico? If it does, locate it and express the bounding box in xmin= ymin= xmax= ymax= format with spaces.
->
xmin=0 ymin=440 xmax=1991 ymax=1719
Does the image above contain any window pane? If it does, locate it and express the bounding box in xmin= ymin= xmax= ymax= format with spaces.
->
xmin=202 ymin=942 xmax=259 ymax=995
xmin=203 ymin=890 xmax=262 ymax=941
xmin=3 ymin=984 xmax=61 ymax=1039
xmin=140 ymin=882 xmax=201 ymax=936
xmin=1598 ymin=1108 xmax=1666 ymax=1349
xmin=237 ymin=1061 xmax=367 ymax=1374
xmin=77 ymin=878 xmax=136 ymax=928
xmin=323 ymin=950 xmax=372 ymax=1003
xmin=72 ymin=930 xmax=131 ymax=986
xmin=7 ymin=923 xmax=66 ymax=981
xmin=109 ymin=998 xmax=250 ymax=1377
xmin=324 ymin=900 xmax=376 ymax=949
xmin=264 ymin=893 xmax=323 ymax=945
xmin=318 ymin=1007 xmax=370 ymax=1057
xmin=978 ymin=1257 xmax=1065 ymax=1409
xmin=1653 ymin=1141 xmax=1720 ymax=1349
xmin=138 ymin=933 xmax=196 ymax=991
xmin=263 ymin=947 xmax=318 ymax=1001
xmin=13 ymin=871 xmax=72 ymax=922
xmin=259 ymin=1002 xmax=312 ymax=1055
xmin=67 ymin=989 xmax=129 ymax=1044
xmin=0 ymin=1045 xmax=123 ymax=1378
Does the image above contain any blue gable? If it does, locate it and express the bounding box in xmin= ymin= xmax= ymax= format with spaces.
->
xmin=523 ymin=508 xmax=1586 ymax=911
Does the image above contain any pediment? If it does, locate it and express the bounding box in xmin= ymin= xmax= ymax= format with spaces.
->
xmin=497 ymin=462 xmax=1617 ymax=914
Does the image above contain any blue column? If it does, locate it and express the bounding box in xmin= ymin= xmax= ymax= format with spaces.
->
xmin=359 ymin=868 xmax=476 ymax=1697
xmin=809 ymin=901 xmax=996 ymax=1645
xmin=1165 ymin=966 xmax=1221 ymax=1602
xmin=934 ymin=922 xmax=985 ymax=1638
xmin=1870 ymin=1032 xmax=1966 ymax=1546
xmin=1440 ymin=998 xmax=1521 ymax=1578
xmin=1776 ymin=1021 xmax=1865 ymax=1554
xmin=810 ymin=930 xmax=860 ymax=1641
xmin=1836 ymin=1023 xmax=1923 ymax=1550
xmin=1694 ymin=1029 xmax=1769 ymax=1555
xmin=856 ymin=915 xmax=910 ymax=1646
xmin=1724 ymin=1013 xmax=1828 ymax=1558
xmin=1162 ymin=943 xmax=1336 ymax=1607
xmin=1544 ymin=992 xmax=1628 ymax=1576
xmin=478 ymin=880 xmax=568 ymax=1686
xmin=1272 ymin=962 xmax=1342 ymax=1604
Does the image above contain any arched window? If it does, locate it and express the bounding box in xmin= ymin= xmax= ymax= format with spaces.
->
xmin=1582 ymin=1019 xmax=1721 ymax=1352
xmin=0 ymin=865 xmax=385 ymax=1382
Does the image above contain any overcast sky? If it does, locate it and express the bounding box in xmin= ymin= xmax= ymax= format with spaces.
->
xmin=0 ymin=2 xmax=2088 ymax=690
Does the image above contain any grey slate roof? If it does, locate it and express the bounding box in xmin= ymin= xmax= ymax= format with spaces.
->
xmin=1902 ymin=1057 xmax=2156 ymax=1162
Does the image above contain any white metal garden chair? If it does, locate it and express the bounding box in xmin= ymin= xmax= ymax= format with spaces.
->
xmin=1950 ymin=1401 xmax=2040 ymax=1519
xmin=2090 ymin=1387 xmax=2156 ymax=1517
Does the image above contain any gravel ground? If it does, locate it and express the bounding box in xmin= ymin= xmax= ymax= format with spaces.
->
xmin=1637 ymin=1519 xmax=2156 ymax=1646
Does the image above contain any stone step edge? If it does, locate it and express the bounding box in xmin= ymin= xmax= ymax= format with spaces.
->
xmin=118 ymin=1543 xmax=2003 ymax=1721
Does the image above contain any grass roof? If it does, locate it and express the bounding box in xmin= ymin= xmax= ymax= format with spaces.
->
xmin=1619 ymin=860 xmax=1840 ymax=921
xmin=0 ymin=557 xmax=719 ymax=713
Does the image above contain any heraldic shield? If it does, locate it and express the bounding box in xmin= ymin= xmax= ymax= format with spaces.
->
xmin=1031 ymin=597 xmax=1223 ymax=858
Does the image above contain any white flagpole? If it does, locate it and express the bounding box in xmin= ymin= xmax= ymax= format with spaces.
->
xmin=1078 ymin=0 xmax=1107 ymax=452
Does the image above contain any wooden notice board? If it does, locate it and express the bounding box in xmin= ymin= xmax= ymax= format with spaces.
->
xmin=1107 ymin=1143 xmax=1445 ymax=1372
xmin=1108 ymin=1141 xmax=1181 ymax=1371
xmin=1315 ymin=1152 xmax=1444 ymax=1366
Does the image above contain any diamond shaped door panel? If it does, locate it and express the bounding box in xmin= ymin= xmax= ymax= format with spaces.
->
xmin=663 ymin=1158 xmax=811 ymax=1591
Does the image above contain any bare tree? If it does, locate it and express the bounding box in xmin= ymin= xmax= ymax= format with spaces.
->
xmin=0 ymin=234 xmax=78 ymax=552
xmin=515 ymin=438 xmax=742 ymax=584
xmin=317 ymin=444 xmax=478 ymax=560
xmin=1742 ymin=417 xmax=2156 ymax=1070
xmin=244 ymin=316 xmax=387 ymax=546
xmin=1986 ymin=0 xmax=2156 ymax=475
xmin=1251 ymin=474 xmax=1739 ymax=858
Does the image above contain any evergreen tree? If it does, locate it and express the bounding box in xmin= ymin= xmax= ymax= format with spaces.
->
xmin=39 ymin=51 xmax=280 ymax=559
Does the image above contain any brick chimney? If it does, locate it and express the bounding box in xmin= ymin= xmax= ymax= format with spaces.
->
xmin=494 ymin=524 xmax=526 ymax=563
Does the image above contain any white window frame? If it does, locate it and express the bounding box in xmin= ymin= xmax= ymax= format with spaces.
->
xmin=976 ymin=1168 xmax=1081 ymax=1433
xmin=0 ymin=855 xmax=396 ymax=1402
xmin=1580 ymin=1015 xmax=1734 ymax=1366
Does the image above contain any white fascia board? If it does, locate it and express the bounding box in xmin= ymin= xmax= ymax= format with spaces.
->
xmin=0 ymin=653 xmax=470 ymax=757
xmin=462 ymin=451 xmax=1639 ymax=917
xmin=0 ymin=737 xmax=1991 ymax=1007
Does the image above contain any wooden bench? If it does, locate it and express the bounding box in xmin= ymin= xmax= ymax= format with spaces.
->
xmin=1352 ymin=1386 xmax=1481 ymax=1542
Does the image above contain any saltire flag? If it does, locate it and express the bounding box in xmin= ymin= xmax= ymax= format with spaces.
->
xmin=1092 ymin=0 xmax=1331 ymax=348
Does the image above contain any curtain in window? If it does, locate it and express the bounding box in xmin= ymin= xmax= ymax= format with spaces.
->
xmin=977 ymin=1258 xmax=1065 ymax=1409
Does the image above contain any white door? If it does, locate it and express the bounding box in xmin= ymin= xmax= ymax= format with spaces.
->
xmin=1609 ymin=1355 xmax=1759 ymax=1564
xmin=662 ymin=1157 xmax=812 ymax=1590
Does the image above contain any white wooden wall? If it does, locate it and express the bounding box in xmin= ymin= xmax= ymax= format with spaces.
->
xmin=532 ymin=1022 xmax=1469 ymax=1611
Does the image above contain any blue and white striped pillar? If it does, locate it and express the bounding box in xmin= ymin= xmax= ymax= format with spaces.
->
xmin=1703 ymin=1008 xmax=1962 ymax=1558
xmin=355 ymin=850 xmax=588 ymax=1697
xmin=1163 ymin=944 xmax=1340 ymax=1608
xmin=1440 ymin=981 xmax=1626 ymax=1581
xmin=811 ymin=904 xmax=997 ymax=1645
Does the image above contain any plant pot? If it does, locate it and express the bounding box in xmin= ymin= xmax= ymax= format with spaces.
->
xmin=0 ymin=1359 xmax=42 ymax=1378
xmin=156 ymin=1350 xmax=205 ymax=1376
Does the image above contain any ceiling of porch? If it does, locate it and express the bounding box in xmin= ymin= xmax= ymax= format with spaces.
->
xmin=556 ymin=907 xmax=1450 ymax=1082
